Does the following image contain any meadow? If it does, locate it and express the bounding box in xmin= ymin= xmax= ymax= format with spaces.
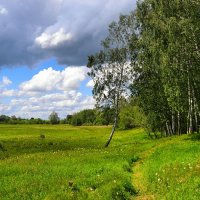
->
xmin=0 ymin=125 xmax=200 ymax=200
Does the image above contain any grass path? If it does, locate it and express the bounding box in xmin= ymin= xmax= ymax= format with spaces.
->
xmin=132 ymin=141 xmax=172 ymax=199
xmin=132 ymin=135 xmax=200 ymax=200
xmin=132 ymin=147 xmax=156 ymax=200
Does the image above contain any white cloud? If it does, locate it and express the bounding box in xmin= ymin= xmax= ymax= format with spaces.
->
xmin=7 ymin=91 xmax=95 ymax=119
xmin=2 ymin=76 xmax=12 ymax=86
xmin=1 ymin=89 xmax=16 ymax=97
xmin=0 ymin=103 xmax=11 ymax=112
xmin=0 ymin=66 xmax=95 ymax=119
xmin=35 ymin=28 xmax=72 ymax=49
xmin=0 ymin=6 xmax=8 ymax=15
xmin=20 ymin=66 xmax=88 ymax=92
xmin=0 ymin=76 xmax=12 ymax=90
xmin=86 ymin=80 xmax=94 ymax=88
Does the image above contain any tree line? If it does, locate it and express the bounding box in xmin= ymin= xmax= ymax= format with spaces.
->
xmin=0 ymin=115 xmax=48 ymax=124
xmin=0 ymin=101 xmax=145 ymax=129
xmin=66 ymin=101 xmax=145 ymax=129
xmin=87 ymin=0 xmax=200 ymax=145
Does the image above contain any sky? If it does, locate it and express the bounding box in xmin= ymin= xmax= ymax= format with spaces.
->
xmin=0 ymin=0 xmax=136 ymax=119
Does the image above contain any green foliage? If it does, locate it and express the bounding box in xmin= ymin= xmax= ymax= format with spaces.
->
xmin=131 ymin=0 xmax=200 ymax=135
xmin=94 ymin=107 xmax=115 ymax=125
xmin=119 ymin=99 xmax=147 ymax=130
xmin=70 ymin=109 xmax=96 ymax=126
xmin=0 ymin=115 xmax=48 ymax=124
xmin=71 ymin=115 xmax=82 ymax=126
xmin=68 ymin=108 xmax=114 ymax=126
xmin=88 ymin=12 xmax=137 ymax=145
xmin=49 ymin=111 xmax=60 ymax=125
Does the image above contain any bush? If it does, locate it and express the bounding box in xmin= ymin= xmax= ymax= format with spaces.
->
xmin=40 ymin=134 xmax=45 ymax=139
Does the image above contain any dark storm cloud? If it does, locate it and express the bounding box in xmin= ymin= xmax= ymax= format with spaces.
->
xmin=0 ymin=0 xmax=136 ymax=67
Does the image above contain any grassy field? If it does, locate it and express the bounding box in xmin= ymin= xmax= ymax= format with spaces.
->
xmin=0 ymin=125 xmax=200 ymax=200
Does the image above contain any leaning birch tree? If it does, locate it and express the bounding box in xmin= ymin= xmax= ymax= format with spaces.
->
xmin=87 ymin=13 xmax=137 ymax=147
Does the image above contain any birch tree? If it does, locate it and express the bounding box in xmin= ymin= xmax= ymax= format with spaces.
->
xmin=134 ymin=0 xmax=200 ymax=135
xmin=87 ymin=13 xmax=137 ymax=147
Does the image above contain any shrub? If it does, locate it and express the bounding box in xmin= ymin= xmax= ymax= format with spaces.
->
xmin=40 ymin=134 xmax=45 ymax=139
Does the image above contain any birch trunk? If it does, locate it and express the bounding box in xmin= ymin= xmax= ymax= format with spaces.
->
xmin=177 ymin=111 xmax=180 ymax=135
xmin=187 ymin=69 xmax=193 ymax=134
xmin=105 ymin=113 xmax=118 ymax=147
xmin=105 ymin=63 xmax=124 ymax=147
xmin=172 ymin=112 xmax=175 ymax=135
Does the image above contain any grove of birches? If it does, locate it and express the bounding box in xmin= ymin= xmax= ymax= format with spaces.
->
xmin=87 ymin=0 xmax=200 ymax=140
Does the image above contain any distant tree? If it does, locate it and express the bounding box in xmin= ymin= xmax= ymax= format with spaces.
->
xmin=0 ymin=115 xmax=10 ymax=123
xmin=94 ymin=107 xmax=115 ymax=125
xmin=11 ymin=115 xmax=17 ymax=120
xmin=66 ymin=115 xmax=73 ymax=124
xmin=60 ymin=118 xmax=67 ymax=124
xmin=70 ymin=109 xmax=96 ymax=126
xmin=71 ymin=115 xmax=82 ymax=126
xmin=49 ymin=111 xmax=60 ymax=125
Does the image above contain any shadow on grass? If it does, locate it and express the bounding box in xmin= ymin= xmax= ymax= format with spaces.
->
xmin=0 ymin=137 xmax=106 ymax=160
xmin=185 ymin=133 xmax=200 ymax=141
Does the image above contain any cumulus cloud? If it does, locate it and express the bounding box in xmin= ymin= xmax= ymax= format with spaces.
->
xmin=2 ymin=76 xmax=12 ymax=86
xmin=20 ymin=66 xmax=88 ymax=92
xmin=35 ymin=28 xmax=72 ymax=49
xmin=0 ymin=0 xmax=136 ymax=67
xmin=6 ymin=91 xmax=95 ymax=119
xmin=0 ymin=77 xmax=15 ymax=99
xmin=0 ymin=66 xmax=95 ymax=119
xmin=0 ymin=89 xmax=16 ymax=97
xmin=0 ymin=103 xmax=11 ymax=112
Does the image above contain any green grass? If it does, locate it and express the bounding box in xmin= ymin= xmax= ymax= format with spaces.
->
xmin=0 ymin=125 xmax=200 ymax=200
xmin=135 ymin=135 xmax=200 ymax=200
xmin=0 ymin=125 xmax=144 ymax=200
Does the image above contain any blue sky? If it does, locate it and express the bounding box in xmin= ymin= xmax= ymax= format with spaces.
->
xmin=0 ymin=0 xmax=136 ymax=119
xmin=0 ymin=58 xmax=94 ymax=119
